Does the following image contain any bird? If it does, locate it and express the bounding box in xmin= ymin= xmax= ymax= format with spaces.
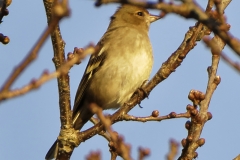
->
xmin=45 ymin=4 xmax=160 ymax=159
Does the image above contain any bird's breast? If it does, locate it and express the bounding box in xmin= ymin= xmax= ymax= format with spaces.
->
xmin=87 ymin=28 xmax=153 ymax=109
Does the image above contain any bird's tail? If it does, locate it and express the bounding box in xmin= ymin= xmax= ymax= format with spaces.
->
xmin=45 ymin=140 xmax=58 ymax=160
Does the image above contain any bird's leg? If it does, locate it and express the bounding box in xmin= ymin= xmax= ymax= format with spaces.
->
xmin=133 ymin=80 xmax=149 ymax=108
xmin=139 ymin=80 xmax=149 ymax=98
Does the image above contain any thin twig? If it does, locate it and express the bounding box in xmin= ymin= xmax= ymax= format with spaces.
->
xmin=166 ymin=139 xmax=179 ymax=160
xmin=90 ymin=104 xmax=132 ymax=160
xmin=90 ymin=117 xmax=112 ymax=142
xmin=0 ymin=0 xmax=69 ymax=94
xmin=138 ymin=147 xmax=150 ymax=160
xmin=0 ymin=45 xmax=95 ymax=101
xmin=221 ymin=53 xmax=240 ymax=73
xmin=122 ymin=112 xmax=190 ymax=122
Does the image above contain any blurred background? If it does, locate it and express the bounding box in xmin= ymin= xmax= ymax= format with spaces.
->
xmin=0 ymin=0 xmax=239 ymax=159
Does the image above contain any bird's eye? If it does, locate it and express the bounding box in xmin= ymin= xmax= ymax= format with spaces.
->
xmin=137 ymin=12 xmax=144 ymax=16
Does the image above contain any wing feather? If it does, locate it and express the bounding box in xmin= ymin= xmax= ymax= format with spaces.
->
xmin=72 ymin=45 xmax=106 ymax=119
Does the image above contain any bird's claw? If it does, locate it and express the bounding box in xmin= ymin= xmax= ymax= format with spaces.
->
xmin=139 ymin=80 xmax=149 ymax=98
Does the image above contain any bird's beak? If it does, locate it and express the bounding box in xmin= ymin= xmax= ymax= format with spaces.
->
xmin=149 ymin=14 xmax=161 ymax=23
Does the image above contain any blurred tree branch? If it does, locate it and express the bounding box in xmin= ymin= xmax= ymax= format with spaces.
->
xmin=221 ymin=53 xmax=240 ymax=73
xmin=0 ymin=45 xmax=95 ymax=100
xmin=166 ymin=139 xmax=179 ymax=160
xmin=0 ymin=0 xmax=69 ymax=103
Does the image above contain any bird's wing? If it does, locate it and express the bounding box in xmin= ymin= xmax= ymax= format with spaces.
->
xmin=72 ymin=44 xmax=106 ymax=119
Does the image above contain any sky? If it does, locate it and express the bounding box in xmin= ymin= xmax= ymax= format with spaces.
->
xmin=0 ymin=0 xmax=240 ymax=160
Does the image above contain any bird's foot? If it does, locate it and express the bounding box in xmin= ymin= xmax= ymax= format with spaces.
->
xmin=135 ymin=80 xmax=149 ymax=108
xmin=139 ymin=80 xmax=149 ymax=98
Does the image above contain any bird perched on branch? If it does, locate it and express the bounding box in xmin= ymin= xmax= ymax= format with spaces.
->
xmin=46 ymin=4 xmax=160 ymax=159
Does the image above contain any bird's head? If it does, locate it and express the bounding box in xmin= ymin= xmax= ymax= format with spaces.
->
xmin=110 ymin=4 xmax=160 ymax=31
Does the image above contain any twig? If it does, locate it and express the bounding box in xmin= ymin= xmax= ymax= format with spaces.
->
xmin=90 ymin=117 xmax=111 ymax=142
xmin=166 ymin=139 xmax=179 ymax=160
xmin=221 ymin=53 xmax=240 ymax=73
xmin=138 ymin=147 xmax=150 ymax=160
xmin=96 ymin=0 xmax=240 ymax=57
xmin=0 ymin=45 xmax=94 ymax=101
xmin=0 ymin=0 xmax=68 ymax=93
xmin=90 ymin=103 xmax=132 ymax=160
xmin=85 ymin=151 xmax=101 ymax=160
xmin=122 ymin=111 xmax=190 ymax=122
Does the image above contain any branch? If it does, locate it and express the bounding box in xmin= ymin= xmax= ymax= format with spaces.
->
xmin=0 ymin=0 xmax=68 ymax=94
xmin=166 ymin=139 xmax=179 ymax=160
xmin=178 ymin=1 xmax=230 ymax=159
xmin=0 ymin=46 xmax=94 ymax=101
xmin=90 ymin=104 xmax=132 ymax=160
xmin=96 ymin=0 xmax=240 ymax=57
xmin=122 ymin=111 xmax=190 ymax=122
xmin=43 ymin=1 xmax=73 ymax=160
xmin=85 ymin=151 xmax=101 ymax=160
xmin=221 ymin=53 xmax=240 ymax=73
xmin=90 ymin=117 xmax=112 ymax=142
xmin=138 ymin=147 xmax=150 ymax=160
